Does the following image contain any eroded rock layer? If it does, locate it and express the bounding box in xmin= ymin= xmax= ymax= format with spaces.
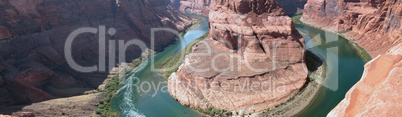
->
xmin=0 ymin=0 xmax=193 ymax=106
xmin=169 ymin=0 xmax=307 ymax=112
xmin=328 ymin=43 xmax=402 ymax=117
xmin=172 ymin=0 xmax=212 ymax=15
xmin=302 ymin=0 xmax=402 ymax=57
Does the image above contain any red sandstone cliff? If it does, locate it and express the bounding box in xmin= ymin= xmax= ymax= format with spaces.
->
xmin=0 ymin=0 xmax=193 ymax=106
xmin=171 ymin=0 xmax=212 ymax=15
xmin=328 ymin=43 xmax=402 ymax=117
xmin=169 ymin=0 xmax=307 ymax=112
xmin=302 ymin=0 xmax=402 ymax=57
xmin=171 ymin=0 xmax=308 ymax=16
xmin=301 ymin=0 xmax=402 ymax=116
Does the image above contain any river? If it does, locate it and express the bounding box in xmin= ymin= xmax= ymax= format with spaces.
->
xmin=293 ymin=16 xmax=366 ymax=116
xmin=111 ymin=15 xmax=366 ymax=116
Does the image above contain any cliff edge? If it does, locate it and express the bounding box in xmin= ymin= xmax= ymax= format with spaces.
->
xmin=302 ymin=0 xmax=401 ymax=57
xmin=328 ymin=43 xmax=402 ymax=117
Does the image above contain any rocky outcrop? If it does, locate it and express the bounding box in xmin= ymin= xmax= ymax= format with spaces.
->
xmin=302 ymin=0 xmax=402 ymax=116
xmin=172 ymin=0 xmax=212 ymax=15
xmin=302 ymin=0 xmax=402 ymax=57
xmin=0 ymin=93 xmax=103 ymax=116
xmin=328 ymin=43 xmax=402 ymax=117
xmin=276 ymin=0 xmax=308 ymax=15
xmin=174 ymin=0 xmax=309 ymax=16
xmin=169 ymin=0 xmax=307 ymax=112
xmin=0 ymin=0 xmax=193 ymax=106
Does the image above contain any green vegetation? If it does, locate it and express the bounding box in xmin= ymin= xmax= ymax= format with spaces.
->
xmin=259 ymin=81 xmax=320 ymax=116
xmin=96 ymin=16 xmax=207 ymax=116
xmin=195 ymin=107 xmax=232 ymax=117
xmin=96 ymin=58 xmax=143 ymax=117
xmin=291 ymin=13 xmax=304 ymax=24
xmin=349 ymin=41 xmax=372 ymax=62
xmin=96 ymin=76 xmax=121 ymax=117
xmin=178 ymin=13 xmax=207 ymax=38
xmin=162 ymin=32 xmax=209 ymax=78
xmin=260 ymin=51 xmax=325 ymax=116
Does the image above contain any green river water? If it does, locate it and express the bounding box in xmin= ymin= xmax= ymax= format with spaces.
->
xmin=111 ymin=16 xmax=367 ymax=117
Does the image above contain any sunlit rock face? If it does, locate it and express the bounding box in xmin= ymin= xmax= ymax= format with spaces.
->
xmin=0 ymin=0 xmax=193 ymax=105
xmin=328 ymin=43 xmax=402 ymax=117
xmin=302 ymin=0 xmax=402 ymax=57
xmin=169 ymin=0 xmax=308 ymax=112
xmin=171 ymin=0 xmax=212 ymax=15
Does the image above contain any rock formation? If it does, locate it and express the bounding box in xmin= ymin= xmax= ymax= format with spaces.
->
xmin=171 ymin=0 xmax=212 ymax=15
xmin=169 ymin=0 xmax=307 ymax=112
xmin=172 ymin=0 xmax=309 ymax=16
xmin=328 ymin=43 xmax=402 ymax=117
xmin=276 ymin=0 xmax=308 ymax=15
xmin=302 ymin=0 xmax=402 ymax=57
xmin=302 ymin=0 xmax=402 ymax=116
xmin=0 ymin=0 xmax=193 ymax=106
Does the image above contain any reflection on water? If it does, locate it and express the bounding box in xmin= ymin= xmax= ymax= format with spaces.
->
xmin=111 ymin=20 xmax=208 ymax=117
xmin=294 ymin=19 xmax=365 ymax=116
xmin=111 ymin=15 xmax=366 ymax=117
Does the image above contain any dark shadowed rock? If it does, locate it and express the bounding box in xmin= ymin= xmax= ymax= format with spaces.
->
xmin=277 ymin=0 xmax=308 ymax=15
xmin=0 ymin=0 xmax=194 ymax=106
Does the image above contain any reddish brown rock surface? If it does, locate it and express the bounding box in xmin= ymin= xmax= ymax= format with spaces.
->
xmin=169 ymin=0 xmax=307 ymax=112
xmin=328 ymin=43 xmax=402 ymax=117
xmin=302 ymin=0 xmax=402 ymax=116
xmin=0 ymin=0 xmax=193 ymax=106
xmin=171 ymin=0 xmax=212 ymax=15
xmin=302 ymin=0 xmax=402 ymax=57
xmin=0 ymin=93 xmax=104 ymax=116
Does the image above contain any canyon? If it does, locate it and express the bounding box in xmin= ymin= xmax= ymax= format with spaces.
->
xmin=302 ymin=0 xmax=401 ymax=57
xmin=0 ymin=0 xmax=400 ymax=116
xmin=277 ymin=0 xmax=308 ymax=15
xmin=170 ymin=0 xmax=308 ymax=17
xmin=0 ymin=0 xmax=193 ymax=114
xmin=171 ymin=0 xmax=212 ymax=15
xmin=301 ymin=0 xmax=402 ymax=116
xmin=328 ymin=43 xmax=401 ymax=117
xmin=168 ymin=0 xmax=308 ymax=112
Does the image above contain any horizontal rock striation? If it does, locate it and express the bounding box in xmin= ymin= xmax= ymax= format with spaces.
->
xmin=328 ymin=43 xmax=402 ymax=117
xmin=302 ymin=0 xmax=402 ymax=116
xmin=171 ymin=0 xmax=212 ymax=15
xmin=0 ymin=0 xmax=193 ymax=106
xmin=302 ymin=0 xmax=402 ymax=57
xmin=169 ymin=0 xmax=308 ymax=112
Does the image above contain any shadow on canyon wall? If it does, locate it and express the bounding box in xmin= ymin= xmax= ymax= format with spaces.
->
xmin=0 ymin=0 xmax=193 ymax=108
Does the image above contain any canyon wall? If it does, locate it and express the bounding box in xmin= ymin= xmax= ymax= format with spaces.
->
xmin=0 ymin=0 xmax=193 ymax=106
xmin=171 ymin=0 xmax=212 ymax=15
xmin=171 ymin=0 xmax=309 ymax=16
xmin=328 ymin=43 xmax=402 ymax=117
xmin=302 ymin=0 xmax=402 ymax=57
xmin=276 ymin=0 xmax=308 ymax=15
xmin=169 ymin=0 xmax=308 ymax=112
xmin=302 ymin=0 xmax=402 ymax=116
